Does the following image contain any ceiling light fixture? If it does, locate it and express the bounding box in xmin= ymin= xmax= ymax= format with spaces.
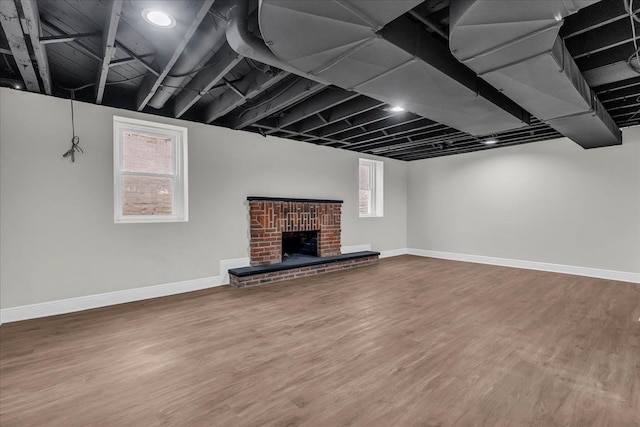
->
xmin=142 ymin=9 xmax=176 ymax=28
xmin=483 ymin=138 xmax=499 ymax=145
xmin=387 ymin=105 xmax=405 ymax=112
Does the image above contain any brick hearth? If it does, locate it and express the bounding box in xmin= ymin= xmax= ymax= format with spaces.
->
xmin=230 ymin=253 xmax=379 ymax=288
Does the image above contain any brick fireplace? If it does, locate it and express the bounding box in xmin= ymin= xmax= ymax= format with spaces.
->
xmin=228 ymin=196 xmax=379 ymax=288
xmin=248 ymin=197 xmax=342 ymax=266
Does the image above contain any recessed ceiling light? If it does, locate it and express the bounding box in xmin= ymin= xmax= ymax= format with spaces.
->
xmin=142 ymin=8 xmax=176 ymax=28
xmin=483 ymin=139 xmax=498 ymax=145
xmin=388 ymin=106 xmax=405 ymax=112
xmin=14 ymin=83 xmax=22 ymax=90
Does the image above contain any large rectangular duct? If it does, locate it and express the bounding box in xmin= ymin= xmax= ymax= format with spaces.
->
xmin=256 ymin=0 xmax=530 ymax=136
xmin=449 ymin=0 xmax=621 ymax=148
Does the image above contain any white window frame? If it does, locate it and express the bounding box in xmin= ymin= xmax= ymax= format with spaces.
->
xmin=359 ymin=158 xmax=384 ymax=218
xmin=113 ymin=116 xmax=188 ymax=223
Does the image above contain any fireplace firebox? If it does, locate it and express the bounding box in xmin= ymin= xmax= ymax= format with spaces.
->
xmin=282 ymin=230 xmax=318 ymax=260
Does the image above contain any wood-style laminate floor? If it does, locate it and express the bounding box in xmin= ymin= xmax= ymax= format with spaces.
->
xmin=1 ymin=255 xmax=639 ymax=426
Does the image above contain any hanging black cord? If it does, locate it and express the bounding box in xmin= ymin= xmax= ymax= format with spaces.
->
xmin=62 ymin=92 xmax=83 ymax=162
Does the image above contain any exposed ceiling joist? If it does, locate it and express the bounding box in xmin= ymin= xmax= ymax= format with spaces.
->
xmin=0 ymin=0 xmax=630 ymax=161
xmin=561 ymin=0 xmax=632 ymax=39
xmin=95 ymin=0 xmax=123 ymax=104
xmin=339 ymin=116 xmax=426 ymax=141
xmin=351 ymin=123 xmax=453 ymax=152
xmin=205 ymin=69 xmax=290 ymax=123
xmin=584 ymin=61 xmax=639 ymax=87
xmin=174 ymin=42 xmax=243 ymax=118
xmin=39 ymin=32 xmax=101 ymax=44
xmin=267 ymin=89 xmax=361 ymax=132
xmin=569 ymin=20 xmax=636 ymax=60
xmin=0 ymin=0 xmax=40 ymax=91
xmin=109 ymin=53 xmax=154 ymax=68
xmin=345 ymin=120 xmax=441 ymax=148
xmin=20 ymin=0 xmax=52 ymax=94
xmin=310 ymin=108 xmax=392 ymax=139
xmin=40 ymin=19 xmax=103 ymax=62
xmin=296 ymin=97 xmax=385 ymax=135
xmin=135 ymin=0 xmax=215 ymax=111
xmin=252 ymin=123 xmax=344 ymax=145
xmin=230 ymin=78 xmax=325 ymax=129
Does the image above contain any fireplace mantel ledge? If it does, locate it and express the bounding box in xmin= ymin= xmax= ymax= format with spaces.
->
xmin=247 ymin=196 xmax=343 ymax=204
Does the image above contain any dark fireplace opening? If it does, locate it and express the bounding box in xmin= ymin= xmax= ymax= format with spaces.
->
xmin=282 ymin=231 xmax=318 ymax=260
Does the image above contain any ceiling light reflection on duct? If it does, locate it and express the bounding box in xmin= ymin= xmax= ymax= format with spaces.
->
xmin=142 ymin=9 xmax=176 ymax=28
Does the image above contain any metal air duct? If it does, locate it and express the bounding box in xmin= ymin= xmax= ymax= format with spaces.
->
xmin=147 ymin=2 xmax=231 ymax=109
xmin=256 ymin=0 xmax=530 ymax=135
xmin=449 ymin=0 xmax=621 ymax=148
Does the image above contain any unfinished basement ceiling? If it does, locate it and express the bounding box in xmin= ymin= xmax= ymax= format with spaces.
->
xmin=0 ymin=0 xmax=634 ymax=160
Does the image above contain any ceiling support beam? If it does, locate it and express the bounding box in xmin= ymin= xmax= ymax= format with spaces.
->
xmin=308 ymin=105 xmax=392 ymax=140
xmin=205 ymin=69 xmax=289 ymax=123
xmin=0 ymin=0 xmax=40 ymax=91
xmin=39 ymin=32 xmax=101 ymax=44
xmin=41 ymin=18 xmax=155 ymax=76
xmin=20 ymin=0 xmax=52 ymax=94
xmin=345 ymin=121 xmax=441 ymax=147
xmin=174 ymin=42 xmax=243 ymax=118
xmin=396 ymin=129 xmax=561 ymax=160
xmin=251 ymin=123 xmax=344 ymax=145
xmin=295 ymin=97 xmax=385 ymax=135
xmin=135 ymin=0 xmax=215 ymax=111
xmin=337 ymin=115 xmax=425 ymax=140
xmin=266 ymin=89 xmax=361 ymax=132
xmin=109 ymin=53 xmax=154 ymax=68
xmin=95 ymin=0 xmax=123 ymax=104
xmin=568 ymin=20 xmax=637 ymax=60
xmin=115 ymin=42 xmax=158 ymax=75
xmin=41 ymin=19 xmax=104 ymax=62
xmin=561 ymin=0 xmax=634 ymax=39
xmin=230 ymin=78 xmax=325 ymax=129
xmin=350 ymin=124 xmax=450 ymax=151
xmin=408 ymin=10 xmax=448 ymax=40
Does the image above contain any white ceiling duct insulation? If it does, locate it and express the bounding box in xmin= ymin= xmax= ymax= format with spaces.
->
xmin=449 ymin=0 xmax=622 ymax=148
xmin=146 ymin=1 xmax=233 ymax=109
xmin=256 ymin=0 xmax=530 ymax=136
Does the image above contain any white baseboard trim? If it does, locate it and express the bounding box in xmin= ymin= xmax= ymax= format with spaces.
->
xmin=7 ymin=248 xmax=630 ymax=324
xmin=0 ymin=255 xmax=256 ymax=324
xmin=407 ymin=249 xmax=640 ymax=284
xmin=380 ymin=248 xmax=409 ymax=258
xmin=0 ymin=275 xmax=225 ymax=324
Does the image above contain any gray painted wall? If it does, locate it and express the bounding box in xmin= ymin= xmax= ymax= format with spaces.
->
xmin=2 ymin=87 xmax=638 ymax=311
xmin=0 ymin=88 xmax=407 ymax=308
xmin=407 ymin=129 xmax=640 ymax=274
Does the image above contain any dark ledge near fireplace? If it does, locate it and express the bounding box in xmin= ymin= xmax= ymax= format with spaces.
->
xmin=247 ymin=196 xmax=343 ymax=204
xmin=229 ymin=251 xmax=380 ymax=288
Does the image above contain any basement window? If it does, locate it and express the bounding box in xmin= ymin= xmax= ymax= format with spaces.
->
xmin=359 ymin=158 xmax=383 ymax=217
xmin=113 ymin=116 xmax=188 ymax=223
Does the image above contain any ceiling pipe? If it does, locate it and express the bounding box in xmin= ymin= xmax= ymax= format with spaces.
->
xmin=449 ymin=0 xmax=621 ymax=148
xmin=146 ymin=2 xmax=232 ymax=109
